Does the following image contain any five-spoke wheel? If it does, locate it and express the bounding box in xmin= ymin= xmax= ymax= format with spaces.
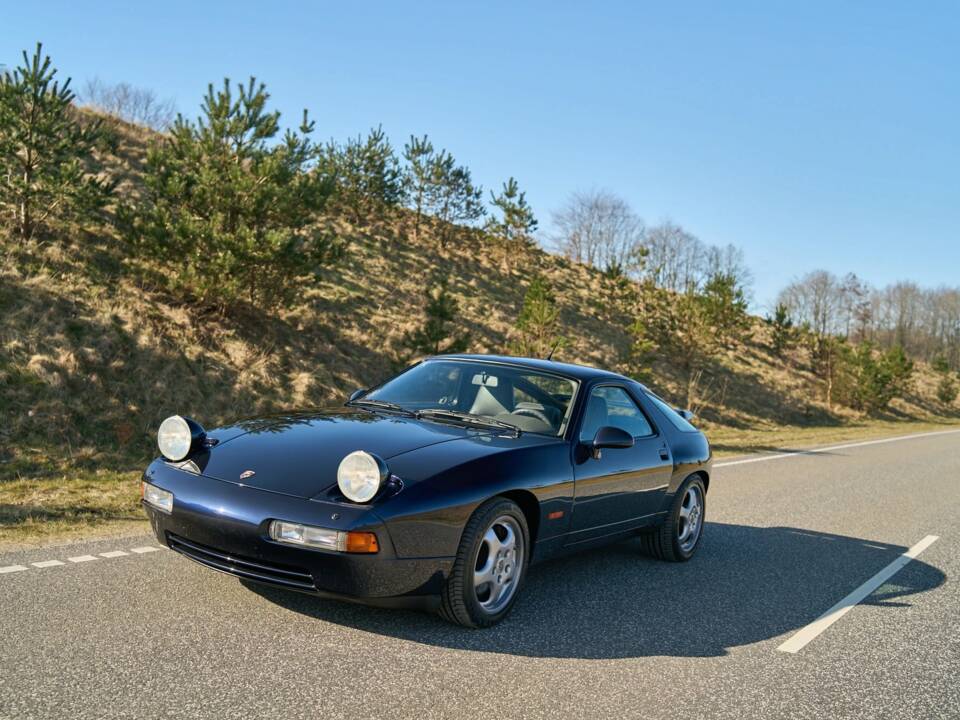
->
xmin=677 ymin=483 xmax=704 ymax=553
xmin=440 ymin=498 xmax=529 ymax=627
xmin=473 ymin=515 xmax=524 ymax=614
xmin=641 ymin=474 xmax=707 ymax=562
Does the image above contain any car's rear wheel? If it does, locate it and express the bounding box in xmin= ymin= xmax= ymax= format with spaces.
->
xmin=439 ymin=497 xmax=529 ymax=628
xmin=642 ymin=475 xmax=706 ymax=562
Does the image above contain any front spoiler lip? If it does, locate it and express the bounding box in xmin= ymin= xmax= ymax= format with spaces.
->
xmin=165 ymin=530 xmax=441 ymax=611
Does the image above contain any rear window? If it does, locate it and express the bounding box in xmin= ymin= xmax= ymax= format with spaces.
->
xmin=646 ymin=393 xmax=698 ymax=433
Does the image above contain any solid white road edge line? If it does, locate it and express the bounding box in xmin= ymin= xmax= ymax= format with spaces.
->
xmin=776 ymin=534 xmax=940 ymax=654
xmin=715 ymin=428 xmax=960 ymax=468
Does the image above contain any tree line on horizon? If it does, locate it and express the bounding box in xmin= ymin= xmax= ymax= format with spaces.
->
xmin=1 ymin=43 xmax=958 ymax=415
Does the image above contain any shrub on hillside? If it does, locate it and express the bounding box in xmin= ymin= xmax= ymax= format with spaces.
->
xmin=836 ymin=342 xmax=914 ymax=413
xmin=402 ymin=279 xmax=471 ymax=359
xmin=640 ymin=285 xmax=718 ymax=408
xmin=122 ymin=77 xmax=340 ymax=310
xmin=511 ymin=275 xmax=565 ymax=358
xmin=768 ymin=302 xmax=795 ymax=358
xmin=936 ymin=374 xmax=958 ymax=406
xmin=0 ymin=43 xmax=112 ymax=240
xmin=700 ymin=271 xmax=751 ymax=347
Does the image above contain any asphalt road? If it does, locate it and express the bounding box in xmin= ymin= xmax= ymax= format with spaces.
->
xmin=2 ymin=430 xmax=958 ymax=720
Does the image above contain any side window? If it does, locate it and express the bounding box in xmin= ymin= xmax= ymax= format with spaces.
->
xmin=646 ymin=392 xmax=699 ymax=432
xmin=579 ymin=386 xmax=654 ymax=442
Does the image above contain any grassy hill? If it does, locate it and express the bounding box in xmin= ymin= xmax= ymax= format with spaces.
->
xmin=1 ymin=115 xmax=956 ymax=546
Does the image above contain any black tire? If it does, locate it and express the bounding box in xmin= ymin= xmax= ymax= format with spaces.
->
xmin=439 ymin=497 xmax=530 ymax=628
xmin=642 ymin=475 xmax=706 ymax=562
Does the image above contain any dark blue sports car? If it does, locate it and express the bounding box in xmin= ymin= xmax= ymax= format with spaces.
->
xmin=142 ymin=355 xmax=712 ymax=627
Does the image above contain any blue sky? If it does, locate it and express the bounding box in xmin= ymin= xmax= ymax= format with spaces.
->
xmin=3 ymin=1 xmax=958 ymax=310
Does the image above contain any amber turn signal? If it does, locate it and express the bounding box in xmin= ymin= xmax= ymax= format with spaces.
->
xmin=344 ymin=531 xmax=380 ymax=554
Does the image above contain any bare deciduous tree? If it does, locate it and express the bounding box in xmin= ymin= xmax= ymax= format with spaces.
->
xmin=643 ymin=221 xmax=707 ymax=293
xmin=80 ymin=77 xmax=176 ymax=130
xmin=550 ymin=189 xmax=646 ymax=275
xmin=778 ymin=270 xmax=846 ymax=337
xmin=778 ymin=270 xmax=960 ymax=371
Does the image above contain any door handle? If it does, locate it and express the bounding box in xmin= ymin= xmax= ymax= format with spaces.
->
xmin=659 ymin=447 xmax=670 ymax=461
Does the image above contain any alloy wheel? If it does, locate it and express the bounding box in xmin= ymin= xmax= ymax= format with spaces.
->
xmin=473 ymin=515 xmax=524 ymax=614
xmin=677 ymin=484 xmax=703 ymax=553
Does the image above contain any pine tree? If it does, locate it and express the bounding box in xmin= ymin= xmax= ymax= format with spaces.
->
xmin=769 ymin=302 xmax=795 ymax=358
xmin=931 ymin=353 xmax=957 ymax=405
xmin=425 ymin=150 xmax=484 ymax=247
xmin=325 ymin=125 xmax=403 ymax=225
xmin=644 ymin=286 xmax=717 ymax=408
xmin=402 ymin=134 xmax=434 ymax=241
xmin=486 ymin=177 xmax=537 ymax=270
xmin=931 ymin=354 xmax=950 ymax=374
xmin=627 ymin=314 xmax=656 ymax=381
xmin=402 ymin=280 xmax=470 ymax=357
xmin=807 ymin=333 xmax=848 ymax=410
xmin=841 ymin=342 xmax=914 ymax=412
xmin=0 ymin=43 xmax=111 ymax=239
xmin=936 ymin=374 xmax=958 ymax=405
xmin=123 ymin=77 xmax=338 ymax=309
xmin=511 ymin=275 xmax=565 ymax=358
xmin=700 ymin=271 xmax=751 ymax=347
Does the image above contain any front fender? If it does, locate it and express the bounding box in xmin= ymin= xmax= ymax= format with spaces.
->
xmin=377 ymin=436 xmax=573 ymax=558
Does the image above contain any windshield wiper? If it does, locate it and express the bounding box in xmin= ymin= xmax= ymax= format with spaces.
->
xmin=346 ymin=399 xmax=416 ymax=417
xmin=415 ymin=409 xmax=521 ymax=436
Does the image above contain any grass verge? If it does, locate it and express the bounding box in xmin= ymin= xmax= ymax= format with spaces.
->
xmin=3 ymin=419 xmax=959 ymax=551
xmin=0 ymin=469 xmax=146 ymax=551
xmin=707 ymin=418 xmax=960 ymax=457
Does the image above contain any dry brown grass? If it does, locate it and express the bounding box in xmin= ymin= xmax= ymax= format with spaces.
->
xmin=0 ymin=469 xmax=145 ymax=549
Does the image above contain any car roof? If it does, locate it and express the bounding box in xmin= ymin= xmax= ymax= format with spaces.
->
xmin=428 ymin=353 xmax=642 ymax=386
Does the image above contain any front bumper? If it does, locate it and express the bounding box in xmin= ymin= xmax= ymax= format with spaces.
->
xmin=143 ymin=462 xmax=452 ymax=609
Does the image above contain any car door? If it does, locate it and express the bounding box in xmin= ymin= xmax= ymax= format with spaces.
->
xmin=567 ymin=384 xmax=672 ymax=543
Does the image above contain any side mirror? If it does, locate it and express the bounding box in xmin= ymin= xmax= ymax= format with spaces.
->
xmin=348 ymin=388 xmax=367 ymax=402
xmin=588 ymin=426 xmax=634 ymax=459
xmin=675 ymin=408 xmax=695 ymax=422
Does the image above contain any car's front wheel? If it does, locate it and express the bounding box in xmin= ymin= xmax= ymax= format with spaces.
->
xmin=642 ymin=474 xmax=706 ymax=562
xmin=439 ymin=497 xmax=529 ymax=628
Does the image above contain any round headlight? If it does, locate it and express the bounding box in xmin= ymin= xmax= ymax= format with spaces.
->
xmin=158 ymin=415 xmax=200 ymax=461
xmin=337 ymin=451 xmax=388 ymax=503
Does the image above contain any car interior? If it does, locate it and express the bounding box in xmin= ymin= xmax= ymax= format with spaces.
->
xmin=463 ymin=371 xmax=569 ymax=435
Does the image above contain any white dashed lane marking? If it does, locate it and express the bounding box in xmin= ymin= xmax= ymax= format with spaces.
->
xmin=0 ymin=545 xmax=165 ymax=575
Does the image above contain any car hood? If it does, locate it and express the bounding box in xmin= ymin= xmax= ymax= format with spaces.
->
xmin=182 ymin=408 xmax=498 ymax=499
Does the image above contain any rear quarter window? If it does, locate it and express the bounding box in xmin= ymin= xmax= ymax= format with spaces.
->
xmin=646 ymin=393 xmax=699 ymax=433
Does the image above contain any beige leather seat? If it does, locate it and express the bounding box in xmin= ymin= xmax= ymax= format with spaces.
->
xmin=470 ymin=385 xmax=510 ymax=416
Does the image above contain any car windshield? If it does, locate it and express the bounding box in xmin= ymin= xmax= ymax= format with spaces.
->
xmin=362 ymin=360 xmax=579 ymax=437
